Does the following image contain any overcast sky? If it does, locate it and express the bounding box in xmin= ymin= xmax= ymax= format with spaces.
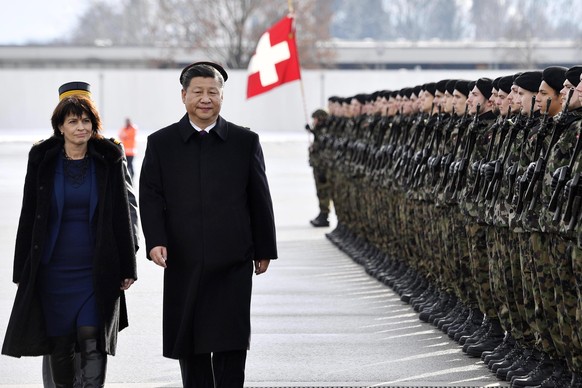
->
xmin=0 ymin=0 xmax=88 ymax=44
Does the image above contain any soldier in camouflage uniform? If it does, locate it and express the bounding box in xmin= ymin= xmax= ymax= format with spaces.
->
xmin=450 ymin=78 xmax=502 ymax=355
xmin=307 ymin=104 xmax=332 ymax=227
xmin=527 ymin=65 xmax=582 ymax=388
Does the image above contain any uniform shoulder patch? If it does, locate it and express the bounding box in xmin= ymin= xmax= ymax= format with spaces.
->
xmin=109 ymin=137 xmax=122 ymax=145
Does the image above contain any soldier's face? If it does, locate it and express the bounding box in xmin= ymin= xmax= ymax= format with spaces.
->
xmin=561 ymin=80 xmax=581 ymax=111
xmin=452 ymin=90 xmax=467 ymax=115
xmin=576 ymin=75 xmax=582 ymax=103
xmin=536 ymin=81 xmax=561 ymax=116
xmin=468 ymin=86 xmax=487 ymax=115
xmin=518 ymin=87 xmax=537 ymax=115
xmin=444 ymin=92 xmax=454 ymax=114
xmin=422 ymin=92 xmax=434 ymax=113
xmin=496 ymin=90 xmax=511 ymax=117
xmin=508 ymin=85 xmax=520 ymax=113
xmin=490 ymin=88 xmax=499 ymax=114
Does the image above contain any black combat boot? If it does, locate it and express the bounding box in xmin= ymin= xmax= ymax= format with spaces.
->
xmin=482 ymin=332 xmax=514 ymax=363
xmin=465 ymin=318 xmax=504 ymax=357
xmin=455 ymin=309 xmax=484 ymax=343
xmin=80 ymin=339 xmax=107 ymax=388
xmin=505 ymin=349 xmax=543 ymax=382
xmin=511 ymin=354 xmax=554 ymax=387
xmin=496 ymin=347 xmax=532 ymax=379
xmin=310 ymin=212 xmax=330 ymax=227
xmin=460 ymin=316 xmax=489 ymax=347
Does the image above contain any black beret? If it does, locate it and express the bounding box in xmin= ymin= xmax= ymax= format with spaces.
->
xmin=566 ymin=66 xmax=582 ymax=87
xmin=381 ymin=90 xmax=391 ymax=99
xmin=468 ymin=80 xmax=477 ymax=94
xmin=402 ymin=88 xmax=413 ymax=99
xmin=454 ymin=80 xmax=471 ymax=97
xmin=513 ymin=72 xmax=523 ymax=82
xmin=423 ymin=82 xmax=437 ymax=97
xmin=413 ymin=85 xmax=422 ymax=97
xmin=498 ymin=75 xmax=514 ymax=94
xmin=476 ymin=78 xmax=493 ymax=99
xmin=445 ymin=79 xmax=458 ymax=95
xmin=514 ymin=71 xmax=542 ymax=92
xmin=391 ymin=90 xmax=399 ymax=99
xmin=180 ymin=61 xmax=228 ymax=84
xmin=436 ymin=79 xmax=449 ymax=94
xmin=58 ymin=81 xmax=91 ymax=100
xmin=542 ymin=66 xmax=567 ymax=93
xmin=492 ymin=76 xmax=502 ymax=91
xmin=353 ymin=94 xmax=368 ymax=104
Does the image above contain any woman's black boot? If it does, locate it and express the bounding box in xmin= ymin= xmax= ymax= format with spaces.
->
xmin=79 ymin=339 xmax=107 ymax=388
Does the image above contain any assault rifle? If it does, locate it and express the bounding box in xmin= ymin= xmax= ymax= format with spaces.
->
xmin=440 ymin=105 xmax=470 ymax=191
xmin=485 ymin=112 xmax=522 ymax=208
xmin=430 ymin=107 xmax=455 ymax=186
xmin=564 ymin=174 xmax=582 ymax=231
xmin=483 ymin=114 xmax=514 ymax=202
xmin=451 ymin=103 xmax=481 ymax=198
xmin=550 ymin=124 xmax=582 ymax=222
xmin=522 ymin=89 xmax=574 ymax=213
xmin=412 ymin=106 xmax=442 ymax=188
xmin=513 ymin=96 xmax=545 ymax=213
xmin=470 ymin=115 xmax=499 ymax=199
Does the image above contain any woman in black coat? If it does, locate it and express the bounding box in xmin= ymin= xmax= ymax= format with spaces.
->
xmin=2 ymin=90 xmax=137 ymax=388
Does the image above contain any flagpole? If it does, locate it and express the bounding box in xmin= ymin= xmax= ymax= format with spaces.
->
xmin=288 ymin=0 xmax=310 ymax=129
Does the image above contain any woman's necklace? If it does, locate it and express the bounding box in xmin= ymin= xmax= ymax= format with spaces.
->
xmin=63 ymin=148 xmax=89 ymax=188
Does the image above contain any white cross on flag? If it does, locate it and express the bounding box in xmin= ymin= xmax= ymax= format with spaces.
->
xmin=247 ymin=16 xmax=301 ymax=99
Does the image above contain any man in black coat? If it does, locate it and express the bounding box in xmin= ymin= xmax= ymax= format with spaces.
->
xmin=139 ymin=62 xmax=278 ymax=387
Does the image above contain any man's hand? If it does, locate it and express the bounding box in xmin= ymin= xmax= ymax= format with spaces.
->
xmin=150 ymin=246 xmax=168 ymax=268
xmin=254 ymin=259 xmax=270 ymax=275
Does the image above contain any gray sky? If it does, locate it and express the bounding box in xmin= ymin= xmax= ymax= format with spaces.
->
xmin=0 ymin=0 xmax=88 ymax=44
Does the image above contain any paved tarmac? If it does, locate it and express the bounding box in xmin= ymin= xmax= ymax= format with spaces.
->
xmin=0 ymin=135 xmax=507 ymax=387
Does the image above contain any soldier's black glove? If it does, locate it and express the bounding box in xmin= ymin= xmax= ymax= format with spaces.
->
xmin=305 ymin=124 xmax=311 ymax=131
xmin=483 ymin=161 xmax=496 ymax=182
xmin=471 ymin=161 xmax=480 ymax=176
xmin=551 ymin=166 xmax=570 ymax=193
xmin=525 ymin=162 xmax=537 ymax=182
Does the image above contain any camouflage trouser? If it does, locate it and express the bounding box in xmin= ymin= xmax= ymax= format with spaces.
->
xmin=434 ymin=206 xmax=455 ymax=294
xmin=499 ymin=229 xmax=532 ymax=344
xmin=489 ymin=226 xmax=511 ymax=331
xmin=451 ymin=211 xmax=478 ymax=308
xmin=521 ymin=231 xmax=562 ymax=358
xmin=571 ymin=244 xmax=582 ymax=371
xmin=549 ymin=234 xmax=582 ymax=371
xmin=312 ymin=167 xmax=331 ymax=214
xmin=466 ymin=223 xmax=496 ymax=317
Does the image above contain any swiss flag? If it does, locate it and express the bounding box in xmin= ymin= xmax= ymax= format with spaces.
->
xmin=246 ymin=16 xmax=301 ymax=99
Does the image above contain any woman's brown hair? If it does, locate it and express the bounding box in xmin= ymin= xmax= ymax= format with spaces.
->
xmin=51 ymin=95 xmax=103 ymax=139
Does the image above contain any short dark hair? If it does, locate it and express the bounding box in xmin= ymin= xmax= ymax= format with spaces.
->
xmin=51 ymin=95 xmax=103 ymax=139
xmin=180 ymin=64 xmax=225 ymax=90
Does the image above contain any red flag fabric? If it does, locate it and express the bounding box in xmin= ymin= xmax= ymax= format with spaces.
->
xmin=246 ymin=16 xmax=301 ymax=99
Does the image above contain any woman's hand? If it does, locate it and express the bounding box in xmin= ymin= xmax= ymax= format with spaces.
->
xmin=120 ymin=278 xmax=135 ymax=290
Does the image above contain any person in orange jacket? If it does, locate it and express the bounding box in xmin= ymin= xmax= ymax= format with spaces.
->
xmin=119 ymin=118 xmax=137 ymax=178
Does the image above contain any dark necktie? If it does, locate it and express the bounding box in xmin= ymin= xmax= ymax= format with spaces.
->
xmin=199 ymin=130 xmax=207 ymax=136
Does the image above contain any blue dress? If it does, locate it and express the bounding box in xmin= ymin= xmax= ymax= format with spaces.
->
xmin=39 ymin=156 xmax=99 ymax=337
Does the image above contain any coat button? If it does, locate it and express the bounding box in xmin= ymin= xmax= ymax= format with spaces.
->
xmin=39 ymin=185 xmax=44 ymax=191
xmin=33 ymin=245 xmax=39 ymax=250
xmin=36 ymin=214 xmax=41 ymax=219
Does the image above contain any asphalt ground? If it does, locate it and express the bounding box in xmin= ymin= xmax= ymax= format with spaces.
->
xmin=0 ymin=135 xmax=507 ymax=387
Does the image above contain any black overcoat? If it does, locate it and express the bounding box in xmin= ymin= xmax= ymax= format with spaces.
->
xmin=139 ymin=114 xmax=277 ymax=359
xmin=2 ymin=136 xmax=137 ymax=357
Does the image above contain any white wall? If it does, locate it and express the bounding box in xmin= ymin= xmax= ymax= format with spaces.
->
xmin=0 ymin=68 xmax=515 ymax=138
